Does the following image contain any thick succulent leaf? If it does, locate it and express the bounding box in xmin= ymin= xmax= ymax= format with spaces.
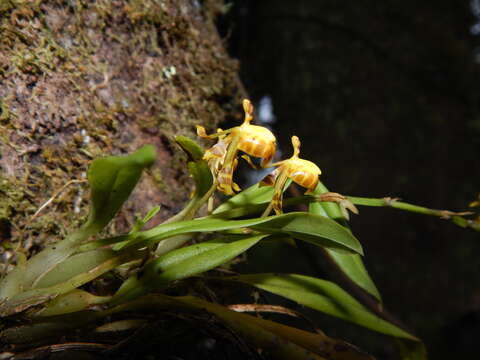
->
xmin=128 ymin=212 xmax=362 ymax=254
xmin=227 ymin=273 xmax=418 ymax=340
xmin=310 ymin=182 xmax=381 ymax=302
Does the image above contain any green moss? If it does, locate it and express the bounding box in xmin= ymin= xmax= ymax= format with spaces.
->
xmin=150 ymin=168 xmax=167 ymax=191
xmin=0 ymin=0 xmax=241 ymax=260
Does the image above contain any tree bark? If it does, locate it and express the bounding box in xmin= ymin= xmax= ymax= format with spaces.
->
xmin=0 ymin=0 xmax=242 ymax=271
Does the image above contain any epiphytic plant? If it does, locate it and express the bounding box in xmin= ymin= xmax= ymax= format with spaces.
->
xmin=197 ymin=99 xmax=276 ymax=195
xmin=0 ymin=99 xmax=478 ymax=360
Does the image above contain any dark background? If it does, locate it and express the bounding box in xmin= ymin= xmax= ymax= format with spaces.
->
xmin=219 ymin=1 xmax=480 ymax=358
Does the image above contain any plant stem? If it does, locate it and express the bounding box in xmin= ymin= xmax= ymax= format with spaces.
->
xmin=346 ymin=196 xmax=479 ymax=231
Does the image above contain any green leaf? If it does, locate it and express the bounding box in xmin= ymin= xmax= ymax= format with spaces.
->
xmin=325 ymin=251 xmax=381 ymax=302
xmin=130 ymin=205 xmax=161 ymax=234
xmin=251 ymin=212 xmax=363 ymax=254
xmin=126 ymin=212 xmax=362 ymax=254
xmin=34 ymin=289 xmax=110 ymax=317
xmin=33 ymin=249 xmax=120 ymax=288
xmin=212 ymin=180 xmax=293 ymax=219
xmin=149 ymin=238 xmax=233 ymax=270
xmin=396 ymin=339 xmax=428 ymax=360
xmin=310 ymin=182 xmax=381 ymax=302
xmin=0 ymin=146 xmax=155 ymax=301
xmin=0 ymin=248 xmax=146 ymax=317
xmin=142 ymin=235 xmax=266 ymax=290
xmin=85 ymin=145 xmax=156 ymax=231
xmin=175 ymin=135 xmax=204 ymax=161
xmin=187 ymin=160 xmax=213 ymax=198
xmin=0 ymin=312 xmax=100 ymax=344
xmin=213 ymin=183 xmax=275 ymax=214
xmin=227 ymin=273 xmax=418 ymax=340
xmin=120 ymin=237 xmax=254 ymax=297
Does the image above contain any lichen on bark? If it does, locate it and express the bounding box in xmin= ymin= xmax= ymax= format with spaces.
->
xmin=0 ymin=0 xmax=242 ymax=271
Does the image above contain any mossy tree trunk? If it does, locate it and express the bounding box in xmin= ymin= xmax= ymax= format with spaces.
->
xmin=0 ymin=0 xmax=241 ymax=270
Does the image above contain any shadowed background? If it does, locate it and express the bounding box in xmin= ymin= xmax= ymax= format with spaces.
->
xmin=220 ymin=1 xmax=480 ymax=358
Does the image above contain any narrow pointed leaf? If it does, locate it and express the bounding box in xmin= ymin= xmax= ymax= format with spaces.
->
xmin=141 ymin=235 xmax=267 ymax=289
xmin=213 ymin=180 xmax=292 ymax=217
xmin=311 ymin=182 xmax=381 ymax=302
xmin=175 ymin=136 xmax=204 ymax=161
xmin=213 ymin=183 xmax=275 ymax=214
xmin=227 ymin=273 xmax=418 ymax=340
xmin=34 ymin=289 xmax=110 ymax=317
xmin=396 ymin=339 xmax=428 ymax=360
xmin=34 ymin=249 xmax=120 ymax=288
xmin=0 ymin=249 xmax=145 ymax=316
xmin=130 ymin=212 xmax=362 ymax=255
xmin=251 ymin=212 xmax=363 ymax=254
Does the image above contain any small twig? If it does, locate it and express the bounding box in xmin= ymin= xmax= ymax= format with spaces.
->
xmin=30 ymin=179 xmax=87 ymax=220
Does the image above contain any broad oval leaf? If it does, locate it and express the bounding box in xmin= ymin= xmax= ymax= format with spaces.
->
xmin=227 ymin=273 xmax=418 ymax=341
xmin=311 ymin=182 xmax=381 ymax=302
xmin=86 ymin=144 xmax=156 ymax=231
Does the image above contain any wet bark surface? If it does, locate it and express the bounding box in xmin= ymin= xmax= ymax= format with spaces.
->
xmin=0 ymin=2 xmax=253 ymax=357
xmin=0 ymin=0 xmax=241 ymax=265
